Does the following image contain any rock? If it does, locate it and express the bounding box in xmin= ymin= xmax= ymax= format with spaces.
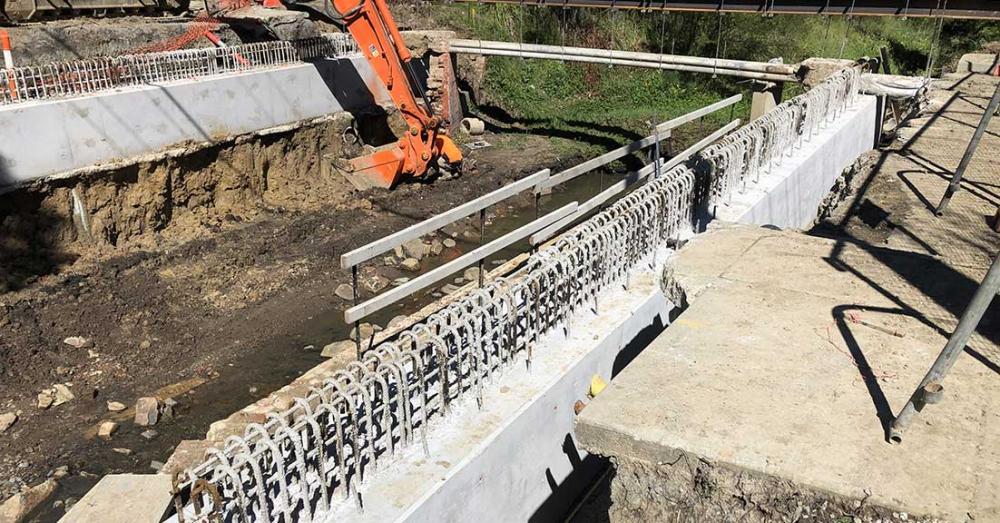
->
xmin=112 ymin=448 xmax=132 ymax=456
xmin=393 ymin=246 xmax=405 ymax=258
xmin=441 ymin=284 xmax=460 ymax=294
xmin=37 ymin=392 xmax=54 ymax=410
xmin=248 ymin=387 xmax=258 ymax=394
xmin=400 ymin=258 xmax=420 ymax=272
xmin=106 ymin=401 xmax=126 ymax=412
xmin=0 ymin=479 xmax=58 ymax=522
xmin=138 ymin=340 xmax=151 ymax=350
xmin=350 ymin=322 xmax=382 ymax=341
xmin=454 ymin=277 xmax=464 ymax=284
xmin=0 ymin=412 xmax=16 ymax=432
xmin=402 ymin=239 xmax=430 ymax=260
xmin=462 ymin=230 xmax=478 ymax=239
xmin=386 ymin=315 xmax=409 ymax=330
xmin=134 ymin=397 xmax=159 ymax=426
xmin=321 ymin=340 xmax=355 ymax=358
xmin=97 ymin=421 xmax=118 ymax=440
xmin=362 ymin=275 xmax=390 ymax=293
xmin=429 ymin=239 xmax=444 ymax=256
xmin=52 ymin=466 xmax=69 ymax=479
xmin=140 ymin=429 xmax=158 ymax=440
xmin=393 ymin=277 xmax=410 ymax=285
xmin=63 ymin=336 xmax=92 ymax=349
xmin=463 ymin=267 xmax=481 ymax=282
xmin=443 ymin=238 xmax=457 ymax=248
xmin=334 ymin=283 xmax=355 ymax=301
xmin=302 ymin=344 xmax=315 ymax=351
xmin=52 ymin=384 xmax=74 ymax=406
xmin=162 ymin=398 xmax=178 ymax=419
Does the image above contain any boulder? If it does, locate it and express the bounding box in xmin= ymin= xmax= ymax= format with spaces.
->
xmin=334 ymin=283 xmax=355 ymax=301
xmin=52 ymin=384 xmax=74 ymax=406
xmin=429 ymin=239 xmax=444 ymax=256
xmin=63 ymin=336 xmax=92 ymax=349
xmin=321 ymin=340 xmax=355 ymax=358
xmin=443 ymin=238 xmax=457 ymax=248
xmin=402 ymin=239 xmax=430 ymax=260
xmin=134 ymin=397 xmax=159 ymax=427
xmin=98 ymin=421 xmax=118 ymax=440
xmin=0 ymin=479 xmax=58 ymax=523
xmin=400 ymin=258 xmax=421 ymax=272
xmin=0 ymin=412 xmax=16 ymax=432
xmin=106 ymin=401 xmax=126 ymax=412
xmin=37 ymin=391 xmax=53 ymax=410
xmin=463 ymin=267 xmax=481 ymax=282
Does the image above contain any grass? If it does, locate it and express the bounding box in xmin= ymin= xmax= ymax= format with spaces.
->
xmin=414 ymin=3 xmax=997 ymax=149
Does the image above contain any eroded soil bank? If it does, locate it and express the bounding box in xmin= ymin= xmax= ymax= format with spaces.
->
xmin=0 ymin=110 xmax=589 ymax=519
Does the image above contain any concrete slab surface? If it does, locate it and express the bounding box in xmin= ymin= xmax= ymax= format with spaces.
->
xmin=577 ymin=224 xmax=999 ymax=521
xmin=60 ymin=474 xmax=173 ymax=522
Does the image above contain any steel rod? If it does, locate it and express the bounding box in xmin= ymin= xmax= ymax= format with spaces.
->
xmin=344 ymin=202 xmax=579 ymax=324
xmin=447 ymin=46 xmax=798 ymax=83
xmin=889 ymin=249 xmax=1000 ymax=443
xmin=340 ymin=169 xmax=550 ymax=269
xmin=450 ymin=39 xmax=798 ymax=75
xmin=935 ymin=83 xmax=1000 ymax=215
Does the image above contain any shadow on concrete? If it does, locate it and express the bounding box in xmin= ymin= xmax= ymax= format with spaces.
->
xmin=823 ymin=241 xmax=1000 ymax=440
xmin=530 ymin=434 xmax=609 ymax=523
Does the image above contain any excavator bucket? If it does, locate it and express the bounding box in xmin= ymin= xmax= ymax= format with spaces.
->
xmin=337 ymin=145 xmax=406 ymax=190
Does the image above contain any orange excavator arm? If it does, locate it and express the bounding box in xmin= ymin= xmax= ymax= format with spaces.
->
xmin=331 ymin=0 xmax=462 ymax=189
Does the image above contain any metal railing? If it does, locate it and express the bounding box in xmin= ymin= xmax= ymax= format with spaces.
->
xmin=170 ymin=161 xmax=699 ymax=523
xmin=0 ymin=33 xmax=357 ymax=106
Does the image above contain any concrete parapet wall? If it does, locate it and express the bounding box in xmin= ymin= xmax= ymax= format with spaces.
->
xmin=0 ymin=55 xmax=390 ymax=190
xmin=712 ymin=95 xmax=878 ymax=229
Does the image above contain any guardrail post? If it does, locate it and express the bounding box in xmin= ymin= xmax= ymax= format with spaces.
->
xmin=352 ymin=265 xmax=361 ymax=359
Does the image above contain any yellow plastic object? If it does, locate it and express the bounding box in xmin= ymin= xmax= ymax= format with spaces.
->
xmin=589 ymin=374 xmax=608 ymax=397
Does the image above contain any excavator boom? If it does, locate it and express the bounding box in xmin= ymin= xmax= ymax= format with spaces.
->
xmin=331 ymin=0 xmax=462 ymax=189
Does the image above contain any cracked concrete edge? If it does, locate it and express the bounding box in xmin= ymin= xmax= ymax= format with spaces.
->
xmin=576 ymin=411 xmax=936 ymax=522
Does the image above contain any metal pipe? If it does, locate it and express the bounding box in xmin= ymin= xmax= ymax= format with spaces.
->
xmin=447 ymin=46 xmax=799 ymax=83
xmin=450 ymin=39 xmax=799 ymax=75
xmin=935 ymin=83 xmax=1000 ymax=215
xmin=890 ymin=249 xmax=1000 ymax=443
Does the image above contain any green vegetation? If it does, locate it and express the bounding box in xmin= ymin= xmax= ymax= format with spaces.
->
xmin=420 ymin=3 xmax=997 ymax=148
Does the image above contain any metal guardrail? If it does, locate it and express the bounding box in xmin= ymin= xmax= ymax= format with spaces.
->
xmin=0 ymin=34 xmax=357 ymax=106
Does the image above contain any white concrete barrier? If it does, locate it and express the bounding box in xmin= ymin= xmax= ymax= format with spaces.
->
xmin=0 ymin=56 xmax=390 ymax=189
xmin=713 ymin=95 xmax=878 ymax=229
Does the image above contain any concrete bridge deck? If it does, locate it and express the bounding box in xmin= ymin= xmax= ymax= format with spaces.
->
xmin=575 ymin=73 xmax=1000 ymax=522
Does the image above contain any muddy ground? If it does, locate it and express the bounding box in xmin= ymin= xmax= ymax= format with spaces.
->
xmin=0 ymin=118 xmax=592 ymax=519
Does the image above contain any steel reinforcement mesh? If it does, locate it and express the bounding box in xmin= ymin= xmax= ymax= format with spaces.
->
xmin=0 ymin=33 xmax=357 ymax=105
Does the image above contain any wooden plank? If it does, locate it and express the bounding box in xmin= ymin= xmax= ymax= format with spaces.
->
xmin=339 ymin=169 xmax=550 ymax=269
xmin=344 ymin=202 xmax=579 ymax=324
